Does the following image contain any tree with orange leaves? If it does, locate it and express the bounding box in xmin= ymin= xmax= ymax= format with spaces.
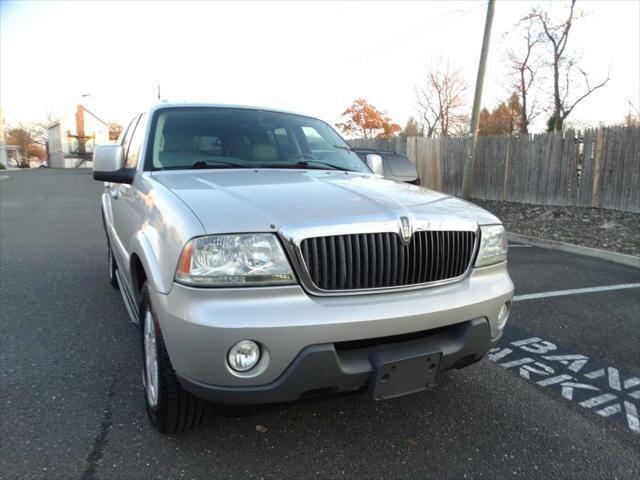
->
xmin=337 ymin=99 xmax=401 ymax=139
xmin=479 ymin=92 xmax=524 ymax=136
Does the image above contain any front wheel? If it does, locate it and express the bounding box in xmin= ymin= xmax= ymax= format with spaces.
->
xmin=140 ymin=283 xmax=205 ymax=433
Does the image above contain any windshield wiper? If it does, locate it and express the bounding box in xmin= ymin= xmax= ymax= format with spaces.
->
xmin=333 ymin=144 xmax=354 ymax=151
xmin=191 ymin=160 xmax=248 ymax=169
xmin=294 ymin=160 xmax=351 ymax=171
xmin=260 ymin=161 xmax=351 ymax=172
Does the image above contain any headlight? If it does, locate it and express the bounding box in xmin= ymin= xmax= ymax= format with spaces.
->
xmin=475 ymin=225 xmax=507 ymax=267
xmin=175 ymin=234 xmax=295 ymax=286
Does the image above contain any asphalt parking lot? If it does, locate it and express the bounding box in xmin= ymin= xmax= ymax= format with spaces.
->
xmin=1 ymin=169 xmax=639 ymax=480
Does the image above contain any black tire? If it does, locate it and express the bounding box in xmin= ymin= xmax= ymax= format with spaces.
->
xmin=107 ymin=242 xmax=119 ymax=289
xmin=140 ymin=283 xmax=205 ymax=433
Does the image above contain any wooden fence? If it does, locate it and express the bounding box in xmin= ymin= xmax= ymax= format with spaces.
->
xmin=349 ymin=126 xmax=640 ymax=213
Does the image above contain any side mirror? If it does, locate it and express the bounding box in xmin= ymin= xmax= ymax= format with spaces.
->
xmin=365 ymin=154 xmax=385 ymax=176
xmin=93 ymin=145 xmax=135 ymax=184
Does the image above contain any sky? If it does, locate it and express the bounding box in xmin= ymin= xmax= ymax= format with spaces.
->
xmin=1 ymin=0 xmax=638 ymax=133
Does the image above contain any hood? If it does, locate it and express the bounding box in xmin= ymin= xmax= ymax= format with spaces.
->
xmin=151 ymin=169 xmax=501 ymax=235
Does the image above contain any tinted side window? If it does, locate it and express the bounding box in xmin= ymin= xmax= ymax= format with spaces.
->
xmin=384 ymin=154 xmax=418 ymax=178
xmin=125 ymin=115 xmax=147 ymax=168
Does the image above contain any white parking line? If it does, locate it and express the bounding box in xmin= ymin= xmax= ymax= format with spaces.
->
xmin=513 ymin=283 xmax=640 ymax=302
xmin=508 ymin=244 xmax=532 ymax=248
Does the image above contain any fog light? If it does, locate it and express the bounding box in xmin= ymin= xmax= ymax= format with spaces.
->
xmin=497 ymin=302 xmax=511 ymax=330
xmin=227 ymin=340 xmax=260 ymax=372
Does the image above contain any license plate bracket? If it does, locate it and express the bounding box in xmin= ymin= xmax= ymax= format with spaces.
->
xmin=368 ymin=349 xmax=442 ymax=401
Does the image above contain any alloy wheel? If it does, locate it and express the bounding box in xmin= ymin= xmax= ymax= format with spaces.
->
xmin=143 ymin=308 xmax=159 ymax=408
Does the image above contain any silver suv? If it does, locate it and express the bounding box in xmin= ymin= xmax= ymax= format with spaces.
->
xmin=93 ymin=104 xmax=514 ymax=433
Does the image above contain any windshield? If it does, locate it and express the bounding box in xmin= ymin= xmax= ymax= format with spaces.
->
xmin=147 ymin=107 xmax=369 ymax=173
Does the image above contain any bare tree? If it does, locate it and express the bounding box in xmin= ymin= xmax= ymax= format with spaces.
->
xmin=450 ymin=115 xmax=470 ymax=137
xmin=29 ymin=123 xmax=48 ymax=146
xmin=529 ymin=0 xmax=609 ymax=131
xmin=505 ymin=17 xmax=543 ymax=133
xmin=624 ymin=99 xmax=640 ymax=127
xmin=415 ymin=61 xmax=467 ymax=137
xmin=5 ymin=124 xmax=46 ymax=167
xmin=26 ymin=114 xmax=57 ymax=146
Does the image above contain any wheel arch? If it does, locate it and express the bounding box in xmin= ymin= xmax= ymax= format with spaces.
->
xmin=130 ymin=253 xmax=148 ymax=304
xmin=128 ymin=230 xmax=170 ymax=299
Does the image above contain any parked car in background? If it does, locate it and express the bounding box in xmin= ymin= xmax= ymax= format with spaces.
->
xmin=93 ymin=103 xmax=513 ymax=434
xmin=352 ymin=148 xmax=420 ymax=185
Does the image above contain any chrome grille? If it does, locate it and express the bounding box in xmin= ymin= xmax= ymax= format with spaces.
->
xmin=300 ymin=230 xmax=477 ymax=291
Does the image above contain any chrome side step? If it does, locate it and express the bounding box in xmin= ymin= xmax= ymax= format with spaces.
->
xmin=116 ymin=268 xmax=140 ymax=324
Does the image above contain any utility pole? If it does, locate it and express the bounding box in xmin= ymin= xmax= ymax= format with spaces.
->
xmin=462 ymin=0 xmax=495 ymax=198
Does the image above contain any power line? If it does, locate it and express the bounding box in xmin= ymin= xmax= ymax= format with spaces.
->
xmin=355 ymin=3 xmax=485 ymax=60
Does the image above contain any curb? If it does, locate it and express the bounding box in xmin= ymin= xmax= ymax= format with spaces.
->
xmin=507 ymin=232 xmax=640 ymax=268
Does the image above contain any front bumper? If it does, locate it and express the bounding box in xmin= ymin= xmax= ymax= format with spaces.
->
xmin=150 ymin=261 xmax=513 ymax=394
xmin=179 ymin=317 xmax=496 ymax=405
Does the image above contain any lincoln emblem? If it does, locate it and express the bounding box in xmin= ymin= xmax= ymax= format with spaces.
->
xmin=399 ymin=216 xmax=412 ymax=243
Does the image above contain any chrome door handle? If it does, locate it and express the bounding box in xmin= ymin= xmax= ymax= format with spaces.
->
xmin=110 ymin=188 xmax=121 ymax=199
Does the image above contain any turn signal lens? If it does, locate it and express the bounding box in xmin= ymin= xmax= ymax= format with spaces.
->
xmin=497 ymin=302 xmax=511 ymax=330
xmin=177 ymin=240 xmax=194 ymax=275
xmin=475 ymin=225 xmax=508 ymax=267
